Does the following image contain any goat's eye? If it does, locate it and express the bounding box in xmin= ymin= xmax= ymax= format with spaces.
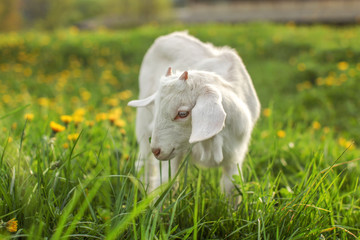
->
xmin=176 ymin=111 xmax=189 ymax=119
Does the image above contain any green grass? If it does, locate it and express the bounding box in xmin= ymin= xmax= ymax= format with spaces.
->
xmin=0 ymin=23 xmax=359 ymax=239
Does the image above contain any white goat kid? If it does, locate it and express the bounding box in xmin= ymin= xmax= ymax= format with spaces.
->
xmin=128 ymin=32 xmax=260 ymax=195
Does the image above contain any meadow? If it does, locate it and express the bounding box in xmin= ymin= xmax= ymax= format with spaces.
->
xmin=0 ymin=23 xmax=359 ymax=239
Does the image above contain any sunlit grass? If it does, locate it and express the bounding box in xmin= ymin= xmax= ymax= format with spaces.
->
xmin=0 ymin=23 xmax=359 ymax=239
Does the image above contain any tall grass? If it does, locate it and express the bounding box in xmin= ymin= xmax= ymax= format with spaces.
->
xmin=0 ymin=23 xmax=359 ymax=239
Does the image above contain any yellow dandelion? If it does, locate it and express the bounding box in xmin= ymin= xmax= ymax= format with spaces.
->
xmin=23 ymin=67 xmax=32 ymax=77
xmin=338 ymin=137 xmax=347 ymax=147
xmin=345 ymin=141 xmax=355 ymax=150
xmin=73 ymin=108 xmax=86 ymax=117
xmin=38 ymin=97 xmax=50 ymax=107
xmin=312 ymin=121 xmax=321 ymax=130
xmin=50 ymin=121 xmax=66 ymax=133
xmin=337 ymin=61 xmax=349 ymax=71
xmin=6 ymin=218 xmax=18 ymax=233
xmin=2 ymin=94 xmax=11 ymax=103
xmin=106 ymin=98 xmax=119 ymax=107
xmin=63 ymin=143 xmax=69 ymax=149
xmin=96 ymin=113 xmax=108 ymax=122
xmin=7 ymin=137 xmax=13 ymax=143
xmin=72 ymin=115 xmax=84 ymax=125
xmin=80 ymin=90 xmax=91 ymax=101
xmin=338 ymin=137 xmax=355 ymax=150
xmin=108 ymin=114 xmax=117 ymax=124
xmin=85 ymin=120 xmax=95 ymax=127
xmin=120 ymin=128 xmax=126 ymax=135
xmin=262 ymin=108 xmax=271 ymax=118
xmin=277 ymin=130 xmax=286 ymax=138
xmin=60 ymin=115 xmax=73 ymax=124
xmin=118 ymin=90 xmax=133 ymax=100
xmin=297 ymin=63 xmax=306 ymax=72
xmin=115 ymin=119 xmax=126 ymax=128
xmin=325 ymin=75 xmax=335 ymax=86
xmin=67 ymin=133 xmax=79 ymax=142
xmin=11 ymin=123 xmax=17 ymax=130
xmin=323 ymin=126 xmax=330 ymax=134
xmin=24 ymin=113 xmax=34 ymax=121
xmin=110 ymin=107 xmax=123 ymax=116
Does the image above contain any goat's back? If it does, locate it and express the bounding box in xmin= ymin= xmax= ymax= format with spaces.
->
xmin=138 ymin=32 xmax=260 ymax=122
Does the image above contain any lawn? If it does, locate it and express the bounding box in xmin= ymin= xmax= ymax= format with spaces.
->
xmin=0 ymin=23 xmax=359 ymax=239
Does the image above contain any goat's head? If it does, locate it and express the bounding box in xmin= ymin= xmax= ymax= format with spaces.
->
xmin=128 ymin=67 xmax=226 ymax=160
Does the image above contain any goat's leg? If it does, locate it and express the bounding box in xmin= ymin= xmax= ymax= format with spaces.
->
xmin=221 ymin=162 xmax=243 ymax=207
xmin=221 ymin=162 xmax=241 ymax=195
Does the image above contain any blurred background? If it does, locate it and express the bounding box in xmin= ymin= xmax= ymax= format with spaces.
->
xmin=1 ymin=1 xmax=360 ymax=238
xmin=1 ymin=0 xmax=360 ymax=31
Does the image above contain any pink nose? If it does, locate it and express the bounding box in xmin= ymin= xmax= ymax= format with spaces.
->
xmin=152 ymin=148 xmax=161 ymax=157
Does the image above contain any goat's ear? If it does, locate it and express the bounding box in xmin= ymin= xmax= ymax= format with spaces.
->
xmin=179 ymin=71 xmax=188 ymax=81
xmin=128 ymin=92 xmax=157 ymax=107
xmin=165 ymin=67 xmax=173 ymax=76
xmin=189 ymin=89 xmax=226 ymax=143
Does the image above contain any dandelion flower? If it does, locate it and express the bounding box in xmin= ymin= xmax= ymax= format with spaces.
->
xmin=85 ymin=121 xmax=95 ymax=127
xmin=337 ymin=61 xmax=349 ymax=71
xmin=338 ymin=137 xmax=355 ymax=150
xmin=120 ymin=128 xmax=126 ymax=135
xmin=2 ymin=94 xmax=11 ymax=103
xmin=50 ymin=121 xmax=66 ymax=133
xmin=23 ymin=67 xmax=32 ymax=77
xmin=38 ymin=97 xmax=50 ymax=107
xmin=118 ymin=90 xmax=133 ymax=100
xmin=312 ymin=121 xmax=321 ymax=130
xmin=106 ymin=98 xmax=119 ymax=107
xmin=72 ymin=115 xmax=84 ymax=125
xmin=297 ymin=63 xmax=306 ymax=72
xmin=73 ymin=108 xmax=86 ymax=117
xmin=323 ymin=126 xmax=330 ymax=134
xmin=115 ymin=119 xmax=126 ymax=128
xmin=80 ymin=90 xmax=91 ymax=101
xmin=61 ymin=115 xmax=73 ymax=124
xmin=96 ymin=113 xmax=108 ymax=122
xmin=262 ymin=108 xmax=271 ymax=117
xmin=277 ymin=130 xmax=286 ymax=138
xmin=108 ymin=114 xmax=117 ymax=124
xmin=6 ymin=218 xmax=18 ymax=233
xmin=24 ymin=113 xmax=34 ymax=121
xmin=67 ymin=133 xmax=79 ymax=142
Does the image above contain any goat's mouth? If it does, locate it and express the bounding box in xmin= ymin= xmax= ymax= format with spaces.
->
xmin=155 ymin=148 xmax=175 ymax=161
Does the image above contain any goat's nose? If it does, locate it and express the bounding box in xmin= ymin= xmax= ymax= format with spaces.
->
xmin=152 ymin=148 xmax=161 ymax=157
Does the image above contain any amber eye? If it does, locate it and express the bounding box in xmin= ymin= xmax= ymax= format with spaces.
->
xmin=176 ymin=111 xmax=189 ymax=119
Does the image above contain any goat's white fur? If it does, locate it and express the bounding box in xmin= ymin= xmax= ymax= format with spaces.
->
xmin=128 ymin=32 xmax=260 ymax=194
